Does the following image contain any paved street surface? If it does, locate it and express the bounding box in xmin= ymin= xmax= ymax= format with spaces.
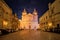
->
xmin=0 ymin=30 xmax=60 ymax=40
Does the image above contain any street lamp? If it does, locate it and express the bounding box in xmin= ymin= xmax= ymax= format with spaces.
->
xmin=48 ymin=22 xmax=52 ymax=27
xmin=3 ymin=21 xmax=8 ymax=26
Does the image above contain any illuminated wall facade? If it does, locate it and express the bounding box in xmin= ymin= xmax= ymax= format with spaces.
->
xmin=39 ymin=0 xmax=60 ymax=31
xmin=20 ymin=9 xmax=38 ymax=29
xmin=0 ymin=0 xmax=13 ymax=29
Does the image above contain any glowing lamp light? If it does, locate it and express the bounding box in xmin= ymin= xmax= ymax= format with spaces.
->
xmin=48 ymin=23 xmax=52 ymax=27
xmin=3 ymin=21 xmax=8 ymax=26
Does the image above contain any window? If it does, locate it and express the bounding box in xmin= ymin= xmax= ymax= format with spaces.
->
xmin=6 ymin=12 xmax=8 ymax=14
xmin=46 ymin=22 xmax=48 ymax=24
xmin=44 ymin=23 xmax=45 ymax=24
xmin=51 ymin=7 xmax=55 ymax=14
xmin=57 ymin=24 xmax=60 ymax=28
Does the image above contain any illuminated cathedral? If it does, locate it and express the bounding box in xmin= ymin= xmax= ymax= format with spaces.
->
xmin=20 ymin=9 xmax=39 ymax=29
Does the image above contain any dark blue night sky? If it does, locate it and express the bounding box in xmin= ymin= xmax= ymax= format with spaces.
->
xmin=4 ymin=0 xmax=55 ymax=19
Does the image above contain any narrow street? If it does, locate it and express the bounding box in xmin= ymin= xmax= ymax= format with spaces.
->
xmin=0 ymin=30 xmax=60 ymax=40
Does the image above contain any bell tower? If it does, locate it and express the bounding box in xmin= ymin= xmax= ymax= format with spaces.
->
xmin=22 ymin=9 xmax=27 ymax=16
xmin=33 ymin=9 xmax=37 ymax=15
xmin=32 ymin=9 xmax=38 ymax=30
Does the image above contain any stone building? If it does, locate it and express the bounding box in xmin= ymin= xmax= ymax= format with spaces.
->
xmin=12 ymin=13 xmax=19 ymax=31
xmin=0 ymin=0 xmax=12 ymax=30
xmin=20 ymin=9 xmax=38 ymax=29
xmin=39 ymin=11 xmax=49 ymax=31
xmin=0 ymin=0 xmax=19 ymax=33
xmin=39 ymin=0 xmax=60 ymax=31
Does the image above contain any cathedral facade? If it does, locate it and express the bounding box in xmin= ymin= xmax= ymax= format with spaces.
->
xmin=20 ymin=9 xmax=38 ymax=29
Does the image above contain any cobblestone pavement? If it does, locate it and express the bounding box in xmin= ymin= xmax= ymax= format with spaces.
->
xmin=0 ymin=30 xmax=60 ymax=40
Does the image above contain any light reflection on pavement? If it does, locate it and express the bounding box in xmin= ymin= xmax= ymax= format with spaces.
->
xmin=0 ymin=30 xmax=60 ymax=40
